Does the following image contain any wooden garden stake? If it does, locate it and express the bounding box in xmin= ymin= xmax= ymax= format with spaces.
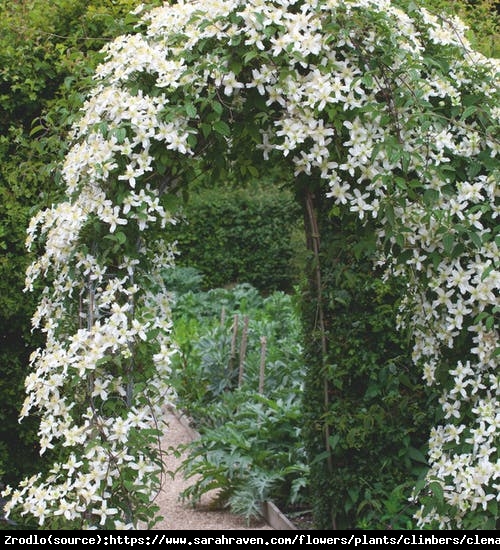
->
xmin=229 ymin=314 xmax=239 ymax=373
xmin=238 ymin=316 xmax=249 ymax=386
xmin=259 ymin=336 xmax=267 ymax=394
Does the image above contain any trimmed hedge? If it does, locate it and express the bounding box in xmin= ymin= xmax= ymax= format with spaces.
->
xmin=169 ymin=187 xmax=302 ymax=293
xmin=300 ymin=191 xmax=435 ymax=530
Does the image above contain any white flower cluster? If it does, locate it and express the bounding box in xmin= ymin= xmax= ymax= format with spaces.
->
xmin=5 ymin=10 xmax=181 ymax=531
xmin=6 ymin=0 xmax=498 ymax=529
xmin=5 ymin=235 xmax=177 ymax=527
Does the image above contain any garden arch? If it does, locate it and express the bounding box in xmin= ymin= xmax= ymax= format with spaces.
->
xmin=6 ymin=0 xmax=498 ymax=530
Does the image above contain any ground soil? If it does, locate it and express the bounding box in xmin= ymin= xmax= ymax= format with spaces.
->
xmin=152 ymin=410 xmax=273 ymax=531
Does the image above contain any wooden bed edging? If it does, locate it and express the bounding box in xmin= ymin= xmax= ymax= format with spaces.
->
xmin=261 ymin=501 xmax=298 ymax=531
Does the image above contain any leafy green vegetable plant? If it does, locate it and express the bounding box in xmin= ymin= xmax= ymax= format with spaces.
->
xmin=166 ymin=276 xmax=308 ymax=519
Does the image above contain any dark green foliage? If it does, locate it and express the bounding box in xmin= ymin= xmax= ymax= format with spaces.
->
xmin=320 ymin=274 xmax=433 ymax=529
xmin=0 ymin=333 xmax=40 ymax=485
xmin=168 ymin=187 xmax=302 ymax=292
xmin=301 ymin=193 xmax=435 ymax=530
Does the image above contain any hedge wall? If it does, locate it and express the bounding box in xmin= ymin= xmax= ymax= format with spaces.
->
xmin=169 ymin=187 xmax=302 ymax=293
xmin=300 ymin=188 xmax=435 ymax=529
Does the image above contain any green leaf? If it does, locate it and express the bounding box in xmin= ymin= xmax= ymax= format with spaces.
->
xmin=407 ymin=447 xmax=428 ymax=465
xmin=29 ymin=124 xmax=45 ymax=137
xmin=361 ymin=74 xmax=374 ymax=88
xmin=385 ymin=203 xmax=395 ymax=227
xmin=243 ymin=50 xmax=260 ymax=64
xmin=395 ymin=232 xmax=405 ymax=248
xmin=393 ymin=177 xmax=406 ymax=191
xmin=187 ymin=133 xmax=198 ymax=149
xmin=199 ymin=122 xmax=211 ymax=138
xmin=347 ymin=486 xmax=360 ymax=505
xmin=485 ymin=315 xmax=495 ymax=331
xmin=460 ymin=104 xmax=477 ymax=121
xmin=213 ymin=120 xmax=230 ymax=136
xmin=212 ymin=101 xmax=223 ymax=115
xmin=442 ymin=233 xmax=455 ymax=255
xmin=468 ymin=230 xmax=482 ymax=250
xmin=364 ymin=383 xmax=380 ymax=399
xmin=114 ymin=231 xmax=127 ymax=245
xmin=429 ymin=481 xmax=444 ymax=503
xmin=185 ymin=103 xmax=197 ymax=118
xmin=247 ymin=165 xmax=259 ymax=178
xmin=481 ymin=265 xmax=495 ymax=281
xmin=466 ymin=161 xmax=482 ymax=178
xmin=328 ymin=434 xmax=340 ymax=450
xmin=423 ymin=188 xmax=440 ymax=206
xmin=115 ymin=127 xmax=128 ymax=143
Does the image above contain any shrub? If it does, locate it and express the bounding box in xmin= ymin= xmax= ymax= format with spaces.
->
xmin=0 ymin=0 xmax=146 ymax=486
xmin=302 ymin=212 xmax=436 ymax=529
xmin=167 ymin=187 xmax=302 ymax=292
xmin=167 ymin=276 xmax=308 ymax=519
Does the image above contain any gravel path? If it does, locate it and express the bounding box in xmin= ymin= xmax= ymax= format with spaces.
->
xmin=152 ymin=410 xmax=272 ymax=531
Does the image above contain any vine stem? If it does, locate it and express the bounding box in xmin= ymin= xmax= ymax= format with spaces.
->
xmin=304 ymin=189 xmax=336 ymax=529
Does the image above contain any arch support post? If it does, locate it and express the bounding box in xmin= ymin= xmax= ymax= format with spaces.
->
xmin=299 ymin=185 xmax=336 ymax=530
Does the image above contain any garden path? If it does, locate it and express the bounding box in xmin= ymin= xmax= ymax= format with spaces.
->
xmin=152 ymin=409 xmax=272 ymax=531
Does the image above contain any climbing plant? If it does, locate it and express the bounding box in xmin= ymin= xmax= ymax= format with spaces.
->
xmin=0 ymin=0 xmax=160 ymax=491
xmin=3 ymin=0 xmax=498 ymax=530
